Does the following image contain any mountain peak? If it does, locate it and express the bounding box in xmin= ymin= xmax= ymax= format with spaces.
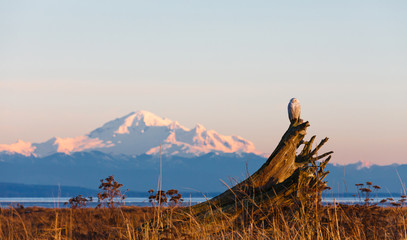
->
xmin=114 ymin=110 xmax=174 ymax=134
xmin=134 ymin=110 xmax=174 ymax=127
xmin=194 ymin=123 xmax=206 ymax=131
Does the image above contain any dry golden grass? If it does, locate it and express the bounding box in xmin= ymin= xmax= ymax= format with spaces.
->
xmin=1 ymin=204 xmax=407 ymax=239
xmin=0 ymin=206 xmax=153 ymax=239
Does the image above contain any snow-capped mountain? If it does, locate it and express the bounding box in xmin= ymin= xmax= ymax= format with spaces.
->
xmin=0 ymin=111 xmax=262 ymax=158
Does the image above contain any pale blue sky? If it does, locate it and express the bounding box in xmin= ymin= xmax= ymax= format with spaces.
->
xmin=1 ymin=1 xmax=406 ymax=164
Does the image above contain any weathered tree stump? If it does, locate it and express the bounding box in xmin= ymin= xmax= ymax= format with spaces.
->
xmin=172 ymin=118 xmax=333 ymax=230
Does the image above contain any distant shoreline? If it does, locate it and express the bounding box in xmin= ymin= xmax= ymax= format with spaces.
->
xmin=0 ymin=182 xmax=221 ymax=198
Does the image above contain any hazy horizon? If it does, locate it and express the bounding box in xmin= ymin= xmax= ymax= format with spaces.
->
xmin=1 ymin=1 xmax=406 ymax=165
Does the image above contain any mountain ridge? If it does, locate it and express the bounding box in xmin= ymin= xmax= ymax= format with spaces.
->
xmin=0 ymin=111 xmax=262 ymax=158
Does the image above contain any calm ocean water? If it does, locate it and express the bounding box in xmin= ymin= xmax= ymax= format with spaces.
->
xmin=1 ymin=196 xmax=405 ymax=208
xmin=0 ymin=197 xmax=210 ymax=208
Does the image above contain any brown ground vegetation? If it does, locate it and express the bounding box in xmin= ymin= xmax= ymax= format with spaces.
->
xmin=0 ymin=206 xmax=153 ymax=239
xmin=1 ymin=204 xmax=407 ymax=239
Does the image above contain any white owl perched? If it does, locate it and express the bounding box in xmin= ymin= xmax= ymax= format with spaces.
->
xmin=288 ymin=98 xmax=301 ymax=123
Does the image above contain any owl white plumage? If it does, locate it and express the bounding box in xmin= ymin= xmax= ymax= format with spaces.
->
xmin=288 ymin=98 xmax=301 ymax=123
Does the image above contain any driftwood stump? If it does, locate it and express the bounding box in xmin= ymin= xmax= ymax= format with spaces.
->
xmin=173 ymin=119 xmax=333 ymax=229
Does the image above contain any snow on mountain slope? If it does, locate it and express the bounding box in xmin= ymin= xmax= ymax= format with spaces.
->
xmin=0 ymin=140 xmax=35 ymax=156
xmin=0 ymin=111 xmax=263 ymax=158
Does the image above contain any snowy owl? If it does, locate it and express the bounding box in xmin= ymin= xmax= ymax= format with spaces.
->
xmin=288 ymin=98 xmax=301 ymax=123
